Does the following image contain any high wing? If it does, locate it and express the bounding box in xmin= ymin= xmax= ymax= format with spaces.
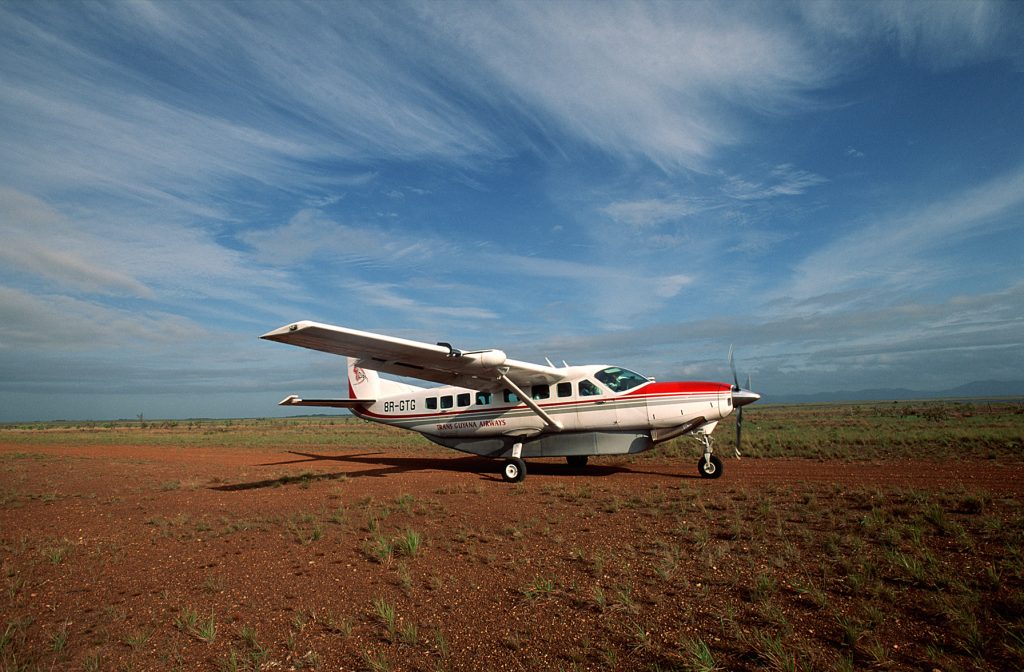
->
xmin=261 ymin=321 xmax=565 ymax=390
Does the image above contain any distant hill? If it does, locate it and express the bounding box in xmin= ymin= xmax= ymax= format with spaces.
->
xmin=770 ymin=380 xmax=1024 ymax=404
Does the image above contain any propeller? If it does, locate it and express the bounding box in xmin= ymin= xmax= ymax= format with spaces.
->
xmin=728 ymin=346 xmax=759 ymax=458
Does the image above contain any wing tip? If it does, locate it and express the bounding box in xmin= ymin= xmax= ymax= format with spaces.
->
xmin=261 ymin=320 xmax=317 ymax=340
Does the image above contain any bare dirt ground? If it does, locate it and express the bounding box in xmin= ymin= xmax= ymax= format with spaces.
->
xmin=3 ymin=440 xmax=1023 ymax=671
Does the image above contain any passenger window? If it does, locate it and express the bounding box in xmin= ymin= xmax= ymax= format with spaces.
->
xmin=503 ymin=389 xmax=520 ymax=403
xmin=557 ymin=382 xmax=572 ymax=398
xmin=457 ymin=393 xmax=471 ymax=407
xmin=579 ymin=380 xmax=602 ymax=396
xmin=532 ymin=384 xmax=550 ymax=400
xmin=476 ymin=392 xmax=492 ymax=405
xmin=441 ymin=395 xmax=454 ymax=409
xmin=426 ymin=397 xmax=437 ymax=410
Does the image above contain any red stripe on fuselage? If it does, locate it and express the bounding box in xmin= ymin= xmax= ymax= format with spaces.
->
xmin=627 ymin=381 xmax=730 ymax=396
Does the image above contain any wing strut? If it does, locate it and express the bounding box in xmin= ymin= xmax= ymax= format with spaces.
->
xmin=497 ymin=372 xmax=563 ymax=431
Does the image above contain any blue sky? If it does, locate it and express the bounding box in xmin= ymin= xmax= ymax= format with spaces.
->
xmin=1 ymin=0 xmax=1022 ymax=421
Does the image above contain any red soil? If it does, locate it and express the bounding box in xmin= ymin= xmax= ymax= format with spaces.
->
xmin=2 ymin=441 xmax=1022 ymax=671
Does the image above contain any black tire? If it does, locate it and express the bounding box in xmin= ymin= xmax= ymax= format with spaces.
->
xmin=698 ymin=454 xmax=723 ymax=479
xmin=502 ymin=457 xmax=526 ymax=483
xmin=566 ymin=455 xmax=589 ymax=468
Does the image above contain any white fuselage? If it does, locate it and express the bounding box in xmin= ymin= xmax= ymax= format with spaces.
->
xmin=349 ymin=364 xmax=734 ymax=455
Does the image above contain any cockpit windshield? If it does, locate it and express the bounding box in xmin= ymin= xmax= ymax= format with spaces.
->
xmin=595 ymin=367 xmax=649 ymax=393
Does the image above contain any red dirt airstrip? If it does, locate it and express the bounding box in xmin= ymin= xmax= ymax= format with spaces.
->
xmin=2 ymin=441 xmax=1023 ymax=671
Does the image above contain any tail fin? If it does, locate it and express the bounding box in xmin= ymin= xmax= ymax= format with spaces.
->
xmin=347 ymin=358 xmax=424 ymax=399
xmin=347 ymin=357 xmax=380 ymax=399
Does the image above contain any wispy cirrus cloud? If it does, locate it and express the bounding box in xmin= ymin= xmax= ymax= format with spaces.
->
xmin=601 ymin=197 xmax=715 ymax=229
xmin=0 ymin=1 xmax=503 ymax=213
xmin=0 ymin=285 xmax=198 ymax=351
xmin=0 ymin=187 xmax=292 ymax=305
xmin=0 ymin=189 xmax=153 ymax=297
xmin=344 ymin=282 xmax=500 ymax=322
xmin=799 ymin=0 xmax=1024 ymax=69
xmin=786 ymin=163 xmax=1024 ymax=302
xmin=239 ymin=209 xmax=443 ymax=269
xmin=723 ymin=164 xmax=828 ymax=201
xmin=241 ymin=210 xmax=696 ymax=327
xmin=417 ymin=1 xmax=831 ymax=169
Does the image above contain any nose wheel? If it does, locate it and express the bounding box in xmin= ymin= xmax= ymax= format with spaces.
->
xmin=696 ymin=432 xmax=723 ymax=479
xmin=698 ymin=454 xmax=723 ymax=479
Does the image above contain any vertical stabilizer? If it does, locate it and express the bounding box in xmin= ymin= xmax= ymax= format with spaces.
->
xmin=347 ymin=357 xmax=424 ymax=399
xmin=347 ymin=357 xmax=380 ymax=400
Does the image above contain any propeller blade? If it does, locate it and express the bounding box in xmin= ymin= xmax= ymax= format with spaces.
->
xmin=728 ymin=344 xmax=739 ymax=389
xmin=729 ymin=350 xmax=757 ymax=458
xmin=735 ymin=405 xmax=743 ymax=458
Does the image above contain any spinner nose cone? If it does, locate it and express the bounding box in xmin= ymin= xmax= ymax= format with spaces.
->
xmin=732 ymin=388 xmax=760 ymax=408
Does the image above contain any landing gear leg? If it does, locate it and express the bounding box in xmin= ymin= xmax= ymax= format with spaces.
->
xmin=502 ymin=441 xmax=526 ymax=483
xmin=697 ymin=432 xmax=723 ymax=479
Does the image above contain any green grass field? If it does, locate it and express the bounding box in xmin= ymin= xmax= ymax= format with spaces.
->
xmin=3 ymin=400 xmax=1022 ymax=460
xmin=656 ymin=400 xmax=1024 ymax=462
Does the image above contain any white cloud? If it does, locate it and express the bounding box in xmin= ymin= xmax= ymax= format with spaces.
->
xmin=0 ymin=285 xmax=198 ymax=351
xmin=239 ymin=209 xmax=443 ymax=269
xmin=345 ymin=282 xmax=499 ymax=322
xmin=0 ymin=1 xmax=505 ymax=217
xmin=799 ymin=0 xmax=1023 ymax=70
xmin=0 ymin=188 xmax=153 ymax=297
xmin=723 ymin=164 xmax=828 ymax=201
xmin=786 ymin=164 xmax=1024 ymax=302
xmin=415 ymin=1 xmax=831 ymax=169
xmin=0 ymin=187 xmax=293 ymax=309
xmin=601 ymin=197 xmax=712 ymax=229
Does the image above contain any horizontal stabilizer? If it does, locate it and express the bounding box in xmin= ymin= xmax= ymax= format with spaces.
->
xmin=278 ymin=395 xmax=374 ymax=408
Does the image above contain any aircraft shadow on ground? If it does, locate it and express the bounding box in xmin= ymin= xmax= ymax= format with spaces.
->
xmin=210 ymin=450 xmax=696 ymax=491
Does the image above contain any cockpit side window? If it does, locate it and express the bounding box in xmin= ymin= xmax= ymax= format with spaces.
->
xmin=595 ymin=367 xmax=648 ymax=393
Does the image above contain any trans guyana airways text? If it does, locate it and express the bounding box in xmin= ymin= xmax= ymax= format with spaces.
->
xmin=436 ymin=419 xmax=507 ymax=431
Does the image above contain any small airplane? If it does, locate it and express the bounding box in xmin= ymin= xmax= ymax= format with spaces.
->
xmin=261 ymin=321 xmax=759 ymax=482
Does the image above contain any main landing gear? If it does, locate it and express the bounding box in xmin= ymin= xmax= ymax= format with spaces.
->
xmin=502 ymin=448 xmax=591 ymax=483
xmin=502 ymin=458 xmax=526 ymax=483
xmin=502 ymin=441 xmax=527 ymax=483
xmin=696 ymin=432 xmax=723 ymax=479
